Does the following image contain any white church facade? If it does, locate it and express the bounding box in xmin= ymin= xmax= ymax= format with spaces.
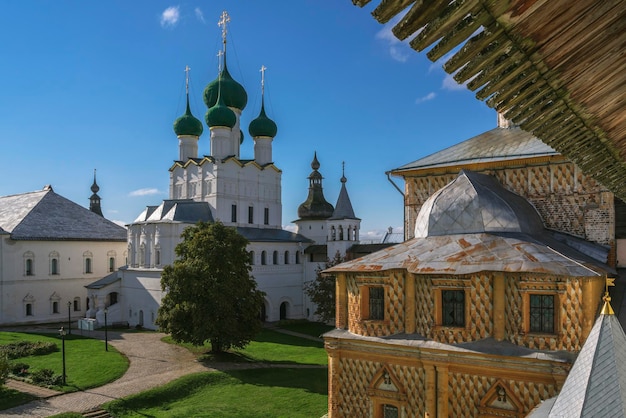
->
xmin=85 ymin=13 xmax=367 ymax=330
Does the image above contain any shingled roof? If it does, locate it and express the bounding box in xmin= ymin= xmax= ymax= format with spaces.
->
xmin=0 ymin=187 xmax=126 ymax=241
xmin=353 ymin=0 xmax=626 ymax=202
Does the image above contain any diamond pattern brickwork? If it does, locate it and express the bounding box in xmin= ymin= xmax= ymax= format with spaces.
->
xmin=468 ymin=274 xmax=493 ymax=340
xmin=449 ymin=373 xmax=495 ymax=417
xmin=448 ymin=372 xmax=559 ymax=417
xmin=414 ymin=276 xmax=434 ymax=337
xmin=385 ymin=271 xmax=404 ymax=334
xmin=504 ymin=274 xmax=523 ymax=344
xmin=337 ymin=356 xmax=427 ymax=418
xmin=404 ymin=161 xmax=613 ymax=246
xmin=338 ymin=357 xmax=377 ymax=417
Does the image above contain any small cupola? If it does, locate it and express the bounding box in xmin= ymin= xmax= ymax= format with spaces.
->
xmin=249 ymin=99 xmax=277 ymax=138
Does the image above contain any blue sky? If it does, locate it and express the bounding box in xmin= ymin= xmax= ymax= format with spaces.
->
xmin=0 ymin=1 xmax=496 ymax=241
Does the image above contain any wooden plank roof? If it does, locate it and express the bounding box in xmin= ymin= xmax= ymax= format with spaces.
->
xmin=353 ymin=0 xmax=626 ymax=200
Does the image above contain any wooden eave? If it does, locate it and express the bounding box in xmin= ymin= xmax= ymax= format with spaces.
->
xmin=353 ymin=0 xmax=626 ymax=200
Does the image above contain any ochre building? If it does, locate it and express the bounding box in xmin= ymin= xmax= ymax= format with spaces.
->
xmin=324 ymin=122 xmax=616 ymax=417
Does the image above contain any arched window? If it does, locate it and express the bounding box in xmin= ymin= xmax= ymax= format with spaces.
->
xmin=109 ymin=257 xmax=115 ymax=272
xmin=155 ymin=250 xmax=161 ymax=266
xmin=73 ymin=297 xmax=81 ymax=312
xmin=249 ymin=251 xmax=255 ymax=265
xmin=49 ymin=251 xmax=60 ymax=275
xmin=331 ymin=226 xmax=336 ymax=241
xmin=24 ymin=252 xmax=35 ymax=276
xmin=25 ymin=303 xmax=33 ymax=316
xmin=83 ymin=251 xmax=93 ymax=274
xmin=261 ymin=251 xmax=267 ymax=265
xmin=26 ymin=259 xmax=33 ymax=275
xmin=295 ymin=251 xmax=300 ymax=264
xmin=339 ymin=225 xmax=344 ymax=240
xmin=273 ymin=251 xmax=279 ymax=265
xmin=284 ymin=251 xmax=290 ymax=264
xmin=52 ymin=301 xmax=59 ymax=314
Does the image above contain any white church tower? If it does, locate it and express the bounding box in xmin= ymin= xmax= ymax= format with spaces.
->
xmin=327 ymin=163 xmax=360 ymax=258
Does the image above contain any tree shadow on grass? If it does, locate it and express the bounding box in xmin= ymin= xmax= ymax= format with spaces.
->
xmin=223 ymin=367 xmax=328 ymax=395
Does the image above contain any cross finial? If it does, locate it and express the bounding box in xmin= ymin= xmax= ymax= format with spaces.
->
xmin=218 ymin=10 xmax=230 ymax=45
xmin=342 ymin=161 xmax=345 ymax=177
xmin=184 ymin=65 xmax=191 ymax=95
xmin=260 ymin=65 xmax=267 ymax=94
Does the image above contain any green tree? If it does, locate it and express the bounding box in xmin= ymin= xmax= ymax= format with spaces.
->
xmin=156 ymin=221 xmax=265 ymax=353
xmin=304 ymin=251 xmax=344 ymax=323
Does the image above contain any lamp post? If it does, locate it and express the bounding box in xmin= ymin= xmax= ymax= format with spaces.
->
xmin=67 ymin=301 xmax=72 ymax=335
xmin=104 ymin=307 xmax=108 ymax=352
xmin=59 ymin=327 xmax=66 ymax=385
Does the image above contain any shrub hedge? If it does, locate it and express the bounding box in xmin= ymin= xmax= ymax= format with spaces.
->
xmin=0 ymin=341 xmax=57 ymax=359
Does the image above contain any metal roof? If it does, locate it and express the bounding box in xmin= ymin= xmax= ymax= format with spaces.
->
xmin=327 ymin=171 xmax=610 ymax=276
xmin=0 ymin=187 xmax=126 ymax=241
xmin=353 ymin=0 xmax=626 ymax=201
xmin=393 ymin=126 xmax=558 ymax=173
xmin=415 ymin=170 xmax=545 ymax=237
xmin=236 ymin=226 xmax=313 ymax=243
xmin=529 ymin=307 xmax=626 ymax=417
xmin=327 ymin=231 xmax=607 ymax=277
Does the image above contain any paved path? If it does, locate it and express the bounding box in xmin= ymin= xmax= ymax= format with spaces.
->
xmin=1 ymin=331 xmax=211 ymax=417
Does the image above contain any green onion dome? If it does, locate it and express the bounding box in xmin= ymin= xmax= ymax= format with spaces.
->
xmin=203 ymin=60 xmax=247 ymax=111
xmin=206 ymin=89 xmax=236 ymax=129
xmin=173 ymin=98 xmax=204 ymax=137
xmin=249 ymin=100 xmax=277 ymax=138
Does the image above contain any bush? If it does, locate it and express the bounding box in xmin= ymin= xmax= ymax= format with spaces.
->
xmin=31 ymin=368 xmax=62 ymax=386
xmin=0 ymin=341 xmax=57 ymax=359
xmin=10 ymin=362 xmax=30 ymax=377
xmin=0 ymin=356 xmax=9 ymax=385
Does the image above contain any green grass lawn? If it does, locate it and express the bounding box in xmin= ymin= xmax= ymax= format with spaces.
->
xmin=276 ymin=320 xmax=334 ymax=338
xmin=166 ymin=328 xmax=328 ymax=366
xmin=0 ymin=331 xmax=128 ymax=392
xmin=105 ymin=368 xmax=328 ymax=418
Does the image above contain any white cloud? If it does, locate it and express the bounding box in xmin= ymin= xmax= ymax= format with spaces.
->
xmin=283 ymin=224 xmax=297 ymax=233
xmin=442 ymin=73 xmax=467 ymax=91
xmin=160 ymin=6 xmax=180 ymax=28
xmin=129 ymin=188 xmax=161 ymax=197
xmin=375 ymin=19 xmax=410 ymax=63
xmin=415 ymin=92 xmax=436 ymax=104
xmin=194 ymin=7 xmax=205 ymax=23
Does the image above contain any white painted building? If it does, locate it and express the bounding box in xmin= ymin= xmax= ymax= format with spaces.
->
xmin=0 ymin=184 xmax=127 ymax=326
xmin=86 ymin=14 xmax=368 ymax=329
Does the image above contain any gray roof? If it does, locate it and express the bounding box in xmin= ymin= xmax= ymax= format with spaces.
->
xmin=327 ymin=231 xmax=609 ymax=277
xmin=85 ymin=271 xmax=121 ymax=289
xmin=330 ymin=181 xmax=359 ymax=220
xmin=236 ymin=227 xmax=312 ymax=244
xmin=132 ymin=200 xmax=213 ymax=224
xmin=393 ymin=127 xmax=559 ymax=173
xmin=327 ymin=171 xmax=611 ymax=277
xmin=415 ymin=170 xmax=544 ymax=237
xmin=0 ymin=187 xmax=126 ymax=241
xmin=544 ymin=306 xmax=626 ymax=417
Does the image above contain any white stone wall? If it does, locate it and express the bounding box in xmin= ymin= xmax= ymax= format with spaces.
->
xmin=0 ymin=238 xmax=126 ymax=326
